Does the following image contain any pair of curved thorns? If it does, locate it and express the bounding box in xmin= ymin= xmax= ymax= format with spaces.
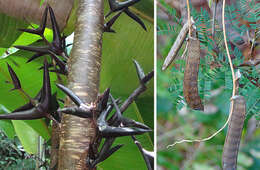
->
xmin=89 ymin=135 xmax=152 ymax=170
xmin=97 ymin=94 xmax=151 ymax=138
xmin=15 ymin=5 xmax=68 ymax=75
xmin=0 ymin=59 xmax=60 ymax=122
xmin=2 ymin=58 xmax=153 ymax=169
xmin=88 ymin=95 xmax=151 ymax=168
xmin=88 ymin=60 xmax=153 ymax=168
xmin=56 ymin=84 xmax=150 ymax=137
xmin=89 ymin=137 xmax=123 ymax=168
xmin=104 ymin=0 xmax=147 ymax=32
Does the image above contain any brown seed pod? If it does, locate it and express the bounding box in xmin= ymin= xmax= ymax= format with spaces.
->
xmin=222 ymin=95 xmax=246 ymax=170
xmin=183 ymin=37 xmax=204 ymax=110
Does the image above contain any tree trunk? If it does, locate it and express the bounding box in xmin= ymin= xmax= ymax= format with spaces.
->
xmin=58 ymin=0 xmax=103 ymax=169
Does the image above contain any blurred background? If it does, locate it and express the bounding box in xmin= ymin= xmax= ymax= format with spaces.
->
xmin=157 ymin=0 xmax=260 ymax=169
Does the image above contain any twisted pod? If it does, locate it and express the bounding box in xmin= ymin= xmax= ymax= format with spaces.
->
xmin=222 ymin=95 xmax=246 ymax=170
xmin=183 ymin=37 xmax=204 ymax=110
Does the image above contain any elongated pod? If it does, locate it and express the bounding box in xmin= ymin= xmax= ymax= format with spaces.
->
xmin=183 ymin=38 xmax=204 ymax=110
xmin=162 ymin=21 xmax=189 ymax=71
xmin=222 ymin=95 xmax=246 ymax=170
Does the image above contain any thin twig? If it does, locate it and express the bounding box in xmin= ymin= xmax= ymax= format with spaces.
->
xmin=180 ymin=42 xmax=188 ymax=59
xmin=186 ymin=0 xmax=192 ymax=37
xmin=120 ymin=71 xmax=154 ymax=113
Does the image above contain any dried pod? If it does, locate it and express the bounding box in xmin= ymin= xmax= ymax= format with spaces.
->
xmin=183 ymin=38 xmax=204 ymax=110
xmin=162 ymin=21 xmax=190 ymax=71
xmin=222 ymin=95 xmax=246 ymax=170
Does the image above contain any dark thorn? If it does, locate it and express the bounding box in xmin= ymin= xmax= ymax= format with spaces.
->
xmin=12 ymin=103 xmax=34 ymax=113
xmin=40 ymin=59 xmax=51 ymax=110
xmin=102 ymin=144 xmax=123 ymax=162
xmin=50 ymin=92 xmax=61 ymax=122
xmin=0 ymin=61 xmax=57 ymax=121
xmin=110 ymin=94 xmax=150 ymax=129
xmin=48 ymin=5 xmax=62 ymax=50
xmin=132 ymin=136 xmax=154 ymax=170
xmin=106 ymin=0 xmax=141 ymax=18
xmin=100 ymin=126 xmax=151 ymax=137
xmin=27 ymin=52 xmax=47 ymax=63
xmin=120 ymin=117 xmax=150 ymax=130
xmin=142 ymin=71 xmax=154 ymax=84
xmin=109 ymin=94 xmax=123 ymax=126
xmin=97 ymin=105 xmax=114 ymax=126
xmin=0 ymin=107 xmax=45 ymax=120
xmin=14 ymin=45 xmax=49 ymax=54
xmin=18 ymin=6 xmax=48 ymax=36
xmin=12 ymin=90 xmax=42 ymax=113
xmin=91 ymin=144 xmax=123 ymax=167
xmin=98 ymin=138 xmax=115 ymax=158
xmin=58 ymin=107 xmax=93 ymax=118
xmin=133 ymin=60 xmax=145 ymax=83
xmin=124 ymin=8 xmax=147 ymax=31
xmin=49 ymin=51 xmax=68 ymax=73
xmin=97 ymin=88 xmax=110 ymax=112
xmin=104 ymin=11 xmax=123 ymax=33
xmin=7 ymin=63 xmax=21 ymax=90
xmin=18 ymin=28 xmax=39 ymax=35
xmin=56 ymin=84 xmax=83 ymax=107
xmin=61 ymin=35 xmax=67 ymax=50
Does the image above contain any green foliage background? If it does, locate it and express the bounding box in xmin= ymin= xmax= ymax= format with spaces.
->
xmin=157 ymin=0 xmax=260 ymax=169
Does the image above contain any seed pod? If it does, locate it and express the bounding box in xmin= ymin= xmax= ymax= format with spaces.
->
xmin=162 ymin=21 xmax=189 ymax=71
xmin=222 ymin=95 xmax=246 ymax=170
xmin=183 ymin=38 xmax=204 ymax=110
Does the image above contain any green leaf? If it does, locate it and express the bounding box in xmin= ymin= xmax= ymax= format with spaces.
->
xmin=0 ymin=105 xmax=15 ymax=139
xmin=101 ymin=3 xmax=154 ymax=98
xmin=12 ymin=120 xmax=38 ymax=154
xmin=0 ymin=45 xmax=62 ymax=140
xmin=40 ymin=0 xmax=45 ymax=6
xmin=0 ymin=13 xmax=28 ymax=48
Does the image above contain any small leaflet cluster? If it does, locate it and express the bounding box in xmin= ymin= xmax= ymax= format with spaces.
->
xmin=1 ymin=1 xmax=153 ymax=169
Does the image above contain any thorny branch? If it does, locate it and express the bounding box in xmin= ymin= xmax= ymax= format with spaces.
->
xmin=0 ymin=1 xmax=153 ymax=169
